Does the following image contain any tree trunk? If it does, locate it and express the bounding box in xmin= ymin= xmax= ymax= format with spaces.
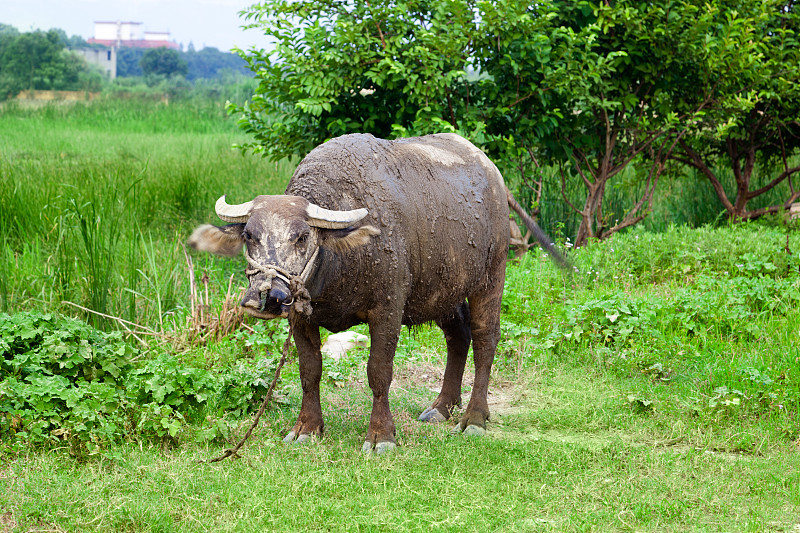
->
xmin=729 ymin=138 xmax=756 ymax=219
xmin=675 ymin=138 xmax=800 ymax=222
xmin=574 ymin=178 xmax=607 ymax=248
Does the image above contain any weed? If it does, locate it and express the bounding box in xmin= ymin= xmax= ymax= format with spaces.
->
xmin=0 ymin=311 xmax=289 ymax=456
xmin=0 ymin=312 xmax=136 ymax=454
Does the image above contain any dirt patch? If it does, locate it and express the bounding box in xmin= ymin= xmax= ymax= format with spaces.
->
xmin=0 ymin=512 xmax=16 ymax=533
xmin=390 ymin=360 xmax=522 ymax=413
xmin=322 ymin=359 xmax=523 ymax=430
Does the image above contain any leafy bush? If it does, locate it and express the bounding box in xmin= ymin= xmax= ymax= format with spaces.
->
xmin=670 ymin=275 xmax=800 ymax=338
xmin=544 ymin=293 xmax=662 ymax=348
xmin=0 ymin=312 xmax=282 ymax=456
xmin=0 ymin=312 xmax=135 ymax=453
xmin=0 ymin=312 xmax=135 ymax=380
xmin=541 ymin=271 xmax=800 ymax=354
xmin=522 ymin=230 xmax=800 ymax=423
xmin=570 ymin=224 xmax=800 ymax=287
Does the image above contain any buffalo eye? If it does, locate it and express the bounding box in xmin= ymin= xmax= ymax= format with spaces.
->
xmin=295 ymin=230 xmax=310 ymax=246
xmin=242 ymin=229 xmax=253 ymax=242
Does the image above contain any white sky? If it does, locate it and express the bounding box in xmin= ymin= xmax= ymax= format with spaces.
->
xmin=2 ymin=0 xmax=273 ymax=52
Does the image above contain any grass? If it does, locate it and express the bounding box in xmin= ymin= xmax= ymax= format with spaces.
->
xmin=0 ymin=98 xmax=294 ymax=325
xmin=3 ymin=361 xmax=799 ymax=532
xmin=2 ymin=97 xmax=800 ymax=532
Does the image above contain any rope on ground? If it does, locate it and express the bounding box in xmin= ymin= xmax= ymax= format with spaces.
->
xmin=202 ymin=321 xmax=294 ymax=463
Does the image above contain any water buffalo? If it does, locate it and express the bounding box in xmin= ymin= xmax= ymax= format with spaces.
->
xmin=189 ymin=133 xmax=563 ymax=453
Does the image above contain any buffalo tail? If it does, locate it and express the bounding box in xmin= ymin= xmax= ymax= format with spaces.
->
xmin=505 ymin=187 xmax=571 ymax=270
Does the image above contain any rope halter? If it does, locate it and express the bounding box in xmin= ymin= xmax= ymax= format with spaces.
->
xmin=244 ymin=246 xmax=319 ymax=318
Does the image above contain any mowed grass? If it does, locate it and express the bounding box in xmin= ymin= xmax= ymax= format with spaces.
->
xmin=2 ymin=98 xmax=800 ymax=532
xmin=3 ymin=361 xmax=800 ymax=532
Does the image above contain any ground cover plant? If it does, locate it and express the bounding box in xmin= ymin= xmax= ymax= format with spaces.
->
xmin=1 ymin=99 xmax=800 ymax=532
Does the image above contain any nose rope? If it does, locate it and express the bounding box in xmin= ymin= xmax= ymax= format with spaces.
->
xmin=244 ymin=246 xmax=320 ymax=317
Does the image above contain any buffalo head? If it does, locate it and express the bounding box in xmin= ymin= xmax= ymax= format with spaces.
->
xmin=188 ymin=195 xmax=380 ymax=319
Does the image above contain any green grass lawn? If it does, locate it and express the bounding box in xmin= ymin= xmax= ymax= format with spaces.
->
xmin=4 ymin=358 xmax=799 ymax=532
xmin=2 ymin=98 xmax=800 ymax=532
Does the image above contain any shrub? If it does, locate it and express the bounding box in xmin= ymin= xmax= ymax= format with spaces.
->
xmin=0 ymin=312 xmax=281 ymax=456
xmin=0 ymin=312 xmax=135 ymax=453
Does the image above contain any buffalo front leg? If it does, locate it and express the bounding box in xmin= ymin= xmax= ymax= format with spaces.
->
xmin=283 ymin=319 xmax=324 ymax=444
xmin=419 ymin=301 xmax=471 ymax=423
xmin=362 ymin=309 xmax=402 ymax=454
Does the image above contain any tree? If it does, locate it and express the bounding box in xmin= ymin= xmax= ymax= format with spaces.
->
xmin=0 ymin=24 xmax=19 ymax=39
xmin=139 ymin=47 xmax=188 ymax=78
xmin=116 ymin=47 xmax=145 ymax=77
xmin=51 ymin=28 xmax=90 ymax=49
xmin=0 ymin=29 xmax=82 ymax=99
xmin=183 ymin=47 xmax=249 ymax=81
xmin=0 ymin=25 xmax=20 ymax=95
xmin=474 ymin=0 xmax=779 ymax=246
xmin=233 ymin=0 xmax=478 ymax=160
xmin=671 ymin=3 xmax=800 ymax=221
xmin=233 ymin=0 xmax=790 ymax=245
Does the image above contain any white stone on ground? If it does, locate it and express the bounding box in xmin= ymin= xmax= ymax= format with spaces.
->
xmin=321 ymin=331 xmax=369 ymax=360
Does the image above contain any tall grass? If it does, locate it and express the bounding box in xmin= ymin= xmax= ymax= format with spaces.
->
xmin=3 ymin=96 xmax=796 ymax=329
xmin=0 ymin=97 xmax=293 ymax=327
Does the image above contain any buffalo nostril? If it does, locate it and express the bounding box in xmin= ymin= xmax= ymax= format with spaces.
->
xmin=269 ymin=287 xmax=291 ymax=304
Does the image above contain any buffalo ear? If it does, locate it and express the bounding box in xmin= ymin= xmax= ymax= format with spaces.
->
xmin=318 ymin=225 xmax=380 ymax=253
xmin=187 ymin=223 xmax=246 ymax=257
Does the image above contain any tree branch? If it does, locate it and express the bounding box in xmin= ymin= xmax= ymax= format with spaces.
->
xmin=735 ymin=191 xmax=800 ymax=220
xmin=677 ymin=139 xmax=736 ymax=214
xmin=365 ymin=1 xmax=387 ymax=49
xmin=747 ymin=165 xmax=800 ymax=199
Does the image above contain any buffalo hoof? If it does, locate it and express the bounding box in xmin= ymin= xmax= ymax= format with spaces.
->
xmin=451 ymin=424 xmax=487 ymax=437
xmin=282 ymin=431 xmax=314 ymax=444
xmin=418 ymin=407 xmax=447 ymax=423
xmin=361 ymin=441 xmax=397 ymax=455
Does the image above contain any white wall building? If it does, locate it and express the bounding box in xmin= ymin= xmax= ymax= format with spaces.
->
xmin=73 ymin=47 xmax=117 ymax=79
xmin=94 ymin=21 xmax=142 ymax=42
xmin=88 ymin=21 xmax=178 ymax=50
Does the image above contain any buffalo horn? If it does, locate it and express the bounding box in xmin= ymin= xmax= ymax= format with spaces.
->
xmin=215 ymin=195 xmax=254 ymax=223
xmin=306 ymin=203 xmax=368 ymax=229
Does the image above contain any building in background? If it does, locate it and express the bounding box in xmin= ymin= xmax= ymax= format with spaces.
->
xmin=87 ymin=21 xmax=179 ymax=50
xmin=73 ymin=47 xmax=117 ymax=79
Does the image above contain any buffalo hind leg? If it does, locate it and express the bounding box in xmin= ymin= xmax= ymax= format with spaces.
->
xmin=419 ymin=301 xmax=471 ymax=423
xmin=283 ymin=319 xmax=324 ymax=444
xmin=454 ymin=273 xmax=505 ymax=436
xmin=362 ymin=308 xmax=403 ymax=454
